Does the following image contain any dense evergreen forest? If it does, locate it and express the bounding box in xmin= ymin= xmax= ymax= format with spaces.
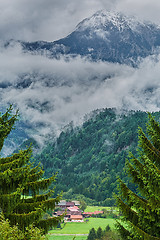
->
xmin=33 ymin=109 xmax=160 ymax=205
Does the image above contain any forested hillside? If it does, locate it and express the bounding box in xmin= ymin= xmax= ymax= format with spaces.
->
xmin=34 ymin=109 xmax=160 ymax=205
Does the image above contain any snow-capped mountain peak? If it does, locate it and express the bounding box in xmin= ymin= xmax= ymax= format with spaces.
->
xmin=76 ymin=10 xmax=142 ymax=32
xmin=21 ymin=10 xmax=160 ymax=65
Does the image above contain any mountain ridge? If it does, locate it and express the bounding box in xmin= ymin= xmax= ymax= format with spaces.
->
xmin=20 ymin=10 xmax=160 ymax=65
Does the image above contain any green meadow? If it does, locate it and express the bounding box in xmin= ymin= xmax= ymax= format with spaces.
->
xmin=47 ymin=217 xmax=116 ymax=239
xmin=85 ymin=206 xmax=117 ymax=212
xmin=47 ymin=204 xmax=118 ymax=240
xmin=48 ymin=235 xmax=87 ymax=240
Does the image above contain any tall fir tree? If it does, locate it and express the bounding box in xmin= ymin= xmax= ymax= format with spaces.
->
xmin=116 ymin=113 xmax=160 ymax=239
xmin=0 ymin=106 xmax=62 ymax=233
xmin=97 ymin=226 xmax=103 ymax=239
xmin=87 ymin=227 xmax=97 ymax=240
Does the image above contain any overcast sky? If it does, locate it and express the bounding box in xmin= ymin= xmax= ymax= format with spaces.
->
xmin=0 ymin=0 xmax=160 ymax=41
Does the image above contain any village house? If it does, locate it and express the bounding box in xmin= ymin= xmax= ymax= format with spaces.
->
xmin=56 ymin=200 xmax=80 ymax=209
xmin=54 ymin=201 xmax=104 ymax=222
xmin=69 ymin=215 xmax=83 ymax=221
xmin=54 ymin=201 xmax=83 ymax=222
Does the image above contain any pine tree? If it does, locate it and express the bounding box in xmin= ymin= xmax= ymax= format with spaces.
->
xmin=105 ymin=224 xmax=111 ymax=232
xmin=97 ymin=226 xmax=103 ymax=239
xmin=116 ymin=113 xmax=160 ymax=239
xmin=0 ymin=106 xmax=62 ymax=233
xmin=87 ymin=227 xmax=97 ymax=240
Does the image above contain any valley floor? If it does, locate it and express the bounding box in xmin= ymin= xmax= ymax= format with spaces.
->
xmin=48 ymin=236 xmax=86 ymax=240
xmin=47 ymin=217 xmax=116 ymax=239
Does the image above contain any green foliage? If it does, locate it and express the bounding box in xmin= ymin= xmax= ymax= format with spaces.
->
xmin=0 ymin=214 xmax=47 ymax=239
xmin=34 ymin=108 xmax=154 ymax=205
xmin=86 ymin=224 xmax=120 ymax=240
xmin=105 ymin=224 xmax=111 ymax=232
xmin=0 ymin=107 xmax=62 ymax=233
xmin=79 ymin=200 xmax=87 ymax=211
xmin=97 ymin=227 xmax=103 ymax=239
xmin=116 ymin=114 xmax=160 ymax=239
xmin=102 ymin=230 xmax=121 ymax=240
xmin=87 ymin=227 xmax=97 ymax=240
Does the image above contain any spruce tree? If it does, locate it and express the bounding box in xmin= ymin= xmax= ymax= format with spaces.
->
xmin=116 ymin=113 xmax=160 ymax=239
xmin=87 ymin=227 xmax=97 ymax=240
xmin=0 ymin=106 xmax=62 ymax=233
xmin=97 ymin=226 xmax=103 ymax=239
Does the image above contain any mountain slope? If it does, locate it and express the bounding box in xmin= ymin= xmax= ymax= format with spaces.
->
xmin=34 ymin=109 xmax=160 ymax=205
xmin=22 ymin=10 xmax=160 ymax=65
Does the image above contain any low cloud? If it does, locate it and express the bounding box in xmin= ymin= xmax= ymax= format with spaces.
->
xmin=115 ymin=0 xmax=160 ymax=25
xmin=1 ymin=44 xmax=160 ymax=145
xmin=0 ymin=0 xmax=116 ymax=41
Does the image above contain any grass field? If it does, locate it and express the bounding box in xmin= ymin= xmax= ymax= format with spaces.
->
xmin=47 ymin=206 xmax=117 ymax=240
xmin=48 ymin=217 xmax=116 ymax=235
xmin=48 ymin=235 xmax=87 ymax=240
xmin=85 ymin=206 xmax=118 ymax=213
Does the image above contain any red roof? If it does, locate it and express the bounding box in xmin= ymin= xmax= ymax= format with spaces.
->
xmin=94 ymin=211 xmax=104 ymax=214
xmin=70 ymin=215 xmax=83 ymax=219
xmin=67 ymin=206 xmax=79 ymax=211
xmin=83 ymin=212 xmax=93 ymax=215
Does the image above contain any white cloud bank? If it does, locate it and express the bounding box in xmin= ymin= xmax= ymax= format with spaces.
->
xmin=0 ymin=43 xmax=160 ymax=143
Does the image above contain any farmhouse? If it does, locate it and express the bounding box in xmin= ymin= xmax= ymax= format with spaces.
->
xmin=57 ymin=200 xmax=66 ymax=209
xmin=69 ymin=215 xmax=83 ymax=222
xmin=54 ymin=201 xmax=83 ymax=222
xmin=54 ymin=201 xmax=104 ymax=222
xmin=56 ymin=200 xmax=80 ymax=209
xmin=72 ymin=200 xmax=80 ymax=207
